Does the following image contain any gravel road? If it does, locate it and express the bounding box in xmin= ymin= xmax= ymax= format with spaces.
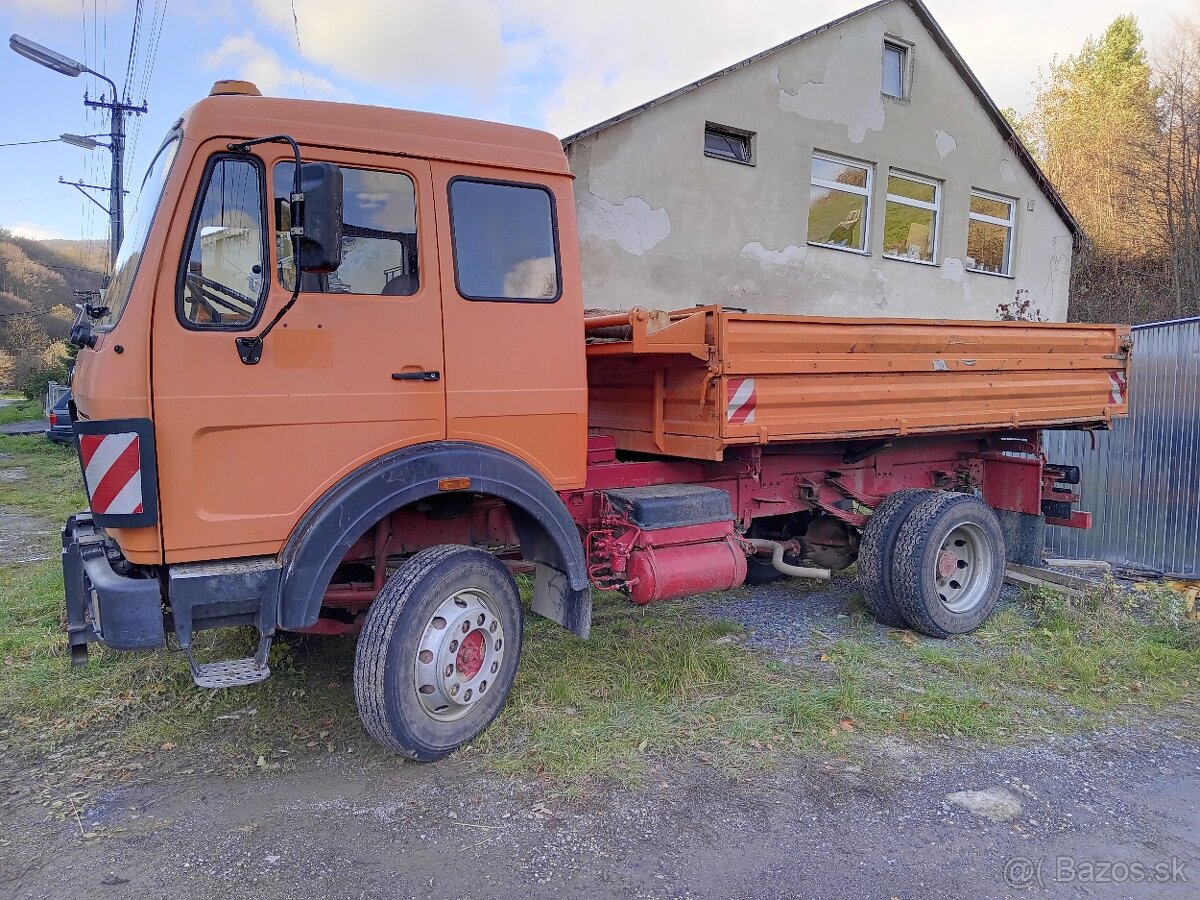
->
xmin=2 ymin=714 xmax=1196 ymax=899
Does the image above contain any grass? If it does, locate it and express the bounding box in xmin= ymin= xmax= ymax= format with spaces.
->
xmin=0 ymin=435 xmax=1197 ymax=788
xmin=0 ymin=399 xmax=46 ymax=425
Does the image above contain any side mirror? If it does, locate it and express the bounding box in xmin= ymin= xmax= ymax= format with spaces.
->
xmin=296 ymin=162 xmax=343 ymax=273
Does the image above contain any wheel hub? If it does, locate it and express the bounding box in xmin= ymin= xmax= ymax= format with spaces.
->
xmin=937 ymin=549 xmax=959 ymax=579
xmin=933 ymin=521 xmax=994 ymax=614
xmin=414 ymin=588 xmax=505 ymax=722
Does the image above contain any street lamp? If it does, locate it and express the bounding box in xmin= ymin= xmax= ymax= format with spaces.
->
xmin=59 ymin=133 xmax=109 ymax=151
xmin=9 ymin=33 xmax=145 ymax=268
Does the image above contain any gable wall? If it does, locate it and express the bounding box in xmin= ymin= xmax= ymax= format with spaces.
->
xmin=564 ymin=0 xmax=1073 ymax=322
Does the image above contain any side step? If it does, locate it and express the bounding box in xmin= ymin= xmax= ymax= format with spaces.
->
xmin=184 ymin=633 xmax=273 ymax=689
xmin=189 ymin=657 xmax=271 ymax=689
xmin=169 ymin=557 xmax=281 ymax=690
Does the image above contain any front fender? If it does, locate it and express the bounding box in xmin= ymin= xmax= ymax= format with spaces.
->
xmin=279 ymin=441 xmax=591 ymax=636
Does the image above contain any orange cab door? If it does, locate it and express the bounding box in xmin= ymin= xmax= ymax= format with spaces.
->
xmin=430 ymin=161 xmax=587 ymax=491
xmin=152 ymin=144 xmax=445 ymax=562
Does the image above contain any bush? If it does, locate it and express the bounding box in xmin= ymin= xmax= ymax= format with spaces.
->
xmin=19 ymin=364 xmax=67 ymax=404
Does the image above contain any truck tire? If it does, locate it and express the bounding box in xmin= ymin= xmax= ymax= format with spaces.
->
xmin=354 ymin=545 xmax=523 ymax=761
xmin=857 ymin=489 xmax=934 ymax=627
xmin=891 ymin=492 xmax=1006 ymax=637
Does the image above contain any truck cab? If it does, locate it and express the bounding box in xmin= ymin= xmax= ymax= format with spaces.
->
xmin=66 ymin=81 xmax=592 ymax=699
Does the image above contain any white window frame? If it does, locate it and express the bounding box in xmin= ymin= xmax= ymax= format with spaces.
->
xmin=967 ymin=189 xmax=1017 ymax=277
xmin=882 ymin=39 xmax=911 ymax=100
xmin=808 ymin=151 xmax=874 ymax=255
xmin=882 ymin=169 xmax=941 ymax=265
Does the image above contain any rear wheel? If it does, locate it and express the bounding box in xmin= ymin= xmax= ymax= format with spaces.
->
xmin=857 ymin=489 xmax=935 ymax=627
xmin=891 ymin=492 xmax=1006 ymax=637
xmin=354 ymin=545 xmax=523 ymax=760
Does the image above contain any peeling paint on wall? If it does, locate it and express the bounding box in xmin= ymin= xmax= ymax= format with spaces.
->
xmin=934 ymin=129 xmax=957 ymax=161
xmin=1000 ymin=159 xmax=1017 ymax=183
xmin=940 ymin=257 xmax=966 ymax=283
xmin=778 ymin=31 xmax=886 ymax=143
xmin=741 ymin=241 xmax=808 ymax=268
xmin=577 ymin=192 xmax=671 ymax=256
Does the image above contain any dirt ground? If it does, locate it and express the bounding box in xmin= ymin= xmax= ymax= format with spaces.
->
xmin=1 ymin=719 xmax=1197 ymax=899
xmin=0 ymin=494 xmax=1197 ymax=898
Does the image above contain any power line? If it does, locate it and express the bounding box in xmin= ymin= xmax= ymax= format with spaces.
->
xmin=0 ymin=136 xmax=105 ymax=149
xmin=0 ymin=254 xmax=106 ymax=276
xmin=126 ymin=0 xmax=167 ymax=177
xmin=0 ymin=138 xmax=64 ymax=148
xmin=290 ymin=0 xmax=308 ymax=98
xmin=123 ymin=0 xmax=144 ymax=101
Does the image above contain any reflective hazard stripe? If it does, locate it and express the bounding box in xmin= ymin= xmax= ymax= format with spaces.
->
xmin=1108 ymin=370 xmax=1127 ymax=405
xmin=727 ymin=377 xmax=757 ymax=425
xmin=79 ymin=432 xmax=144 ymax=515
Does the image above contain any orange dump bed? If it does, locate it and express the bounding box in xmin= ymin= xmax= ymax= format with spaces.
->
xmin=585 ymin=307 xmax=1132 ymax=461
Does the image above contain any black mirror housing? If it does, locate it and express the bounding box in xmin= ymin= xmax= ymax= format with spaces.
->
xmin=296 ymin=162 xmax=343 ymax=273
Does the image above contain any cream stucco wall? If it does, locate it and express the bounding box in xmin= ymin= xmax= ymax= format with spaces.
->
xmin=564 ymin=0 xmax=1074 ymax=322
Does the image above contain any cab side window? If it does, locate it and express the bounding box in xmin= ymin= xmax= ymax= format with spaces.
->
xmin=449 ymin=178 xmax=560 ymax=302
xmin=178 ymin=156 xmax=268 ymax=328
xmin=274 ymin=163 xmax=418 ymax=295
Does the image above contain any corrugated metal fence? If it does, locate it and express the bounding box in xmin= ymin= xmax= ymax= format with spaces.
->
xmin=1043 ymin=317 xmax=1200 ymax=577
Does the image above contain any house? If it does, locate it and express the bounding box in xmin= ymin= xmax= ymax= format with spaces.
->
xmin=562 ymin=0 xmax=1080 ymax=322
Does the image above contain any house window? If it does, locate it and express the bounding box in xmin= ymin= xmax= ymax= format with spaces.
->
xmin=704 ymin=123 xmax=754 ymax=165
xmin=883 ymin=171 xmax=940 ymax=263
xmin=882 ymin=40 xmax=909 ymax=99
xmin=807 ymin=152 xmax=873 ymax=253
xmin=967 ymin=191 xmax=1016 ymax=275
xmin=274 ymin=162 xmax=419 ymax=295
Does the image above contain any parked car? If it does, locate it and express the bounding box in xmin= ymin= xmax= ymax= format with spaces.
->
xmin=45 ymin=390 xmax=74 ymax=444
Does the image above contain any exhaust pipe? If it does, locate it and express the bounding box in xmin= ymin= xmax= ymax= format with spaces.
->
xmin=745 ymin=539 xmax=831 ymax=580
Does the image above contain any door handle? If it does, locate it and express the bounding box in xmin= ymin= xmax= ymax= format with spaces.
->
xmin=392 ymin=370 xmax=441 ymax=382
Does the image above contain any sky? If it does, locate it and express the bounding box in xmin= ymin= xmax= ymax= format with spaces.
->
xmin=0 ymin=0 xmax=1192 ymax=256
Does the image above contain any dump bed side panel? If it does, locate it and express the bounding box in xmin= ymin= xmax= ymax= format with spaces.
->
xmin=719 ymin=314 xmax=1130 ymax=444
xmin=585 ymin=308 xmax=1131 ymax=460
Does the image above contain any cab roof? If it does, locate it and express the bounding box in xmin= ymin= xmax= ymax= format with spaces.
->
xmin=179 ymin=92 xmax=571 ymax=178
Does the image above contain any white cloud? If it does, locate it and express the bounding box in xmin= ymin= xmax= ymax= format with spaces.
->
xmin=241 ymin=0 xmax=1193 ymax=135
xmin=249 ymin=0 xmax=507 ymax=96
xmin=202 ymin=32 xmax=339 ymax=98
xmin=3 ymin=221 xmax=67 ymax=240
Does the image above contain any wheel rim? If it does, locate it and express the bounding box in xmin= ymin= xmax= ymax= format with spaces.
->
xmin=414 ymin=588 xmax=505 ymax=722
xmin=933 ymin=521 xmax=994 ymax=613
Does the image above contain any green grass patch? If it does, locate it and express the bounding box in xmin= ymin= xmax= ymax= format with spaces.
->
xmin=0 ymin=399 xmax=46 ymax=425
xmin=0 ymin=437 xmax=1197 ymax=788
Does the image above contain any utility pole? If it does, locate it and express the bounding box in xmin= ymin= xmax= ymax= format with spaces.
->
xmin=82 ymin=87 xmax=145 ymax=264
xmin=9 ymin=34 xmax=146 ymax=270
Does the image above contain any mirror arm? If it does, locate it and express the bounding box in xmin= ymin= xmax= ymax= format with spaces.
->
xmin=227 ymin=135 xmax=305 ymax=366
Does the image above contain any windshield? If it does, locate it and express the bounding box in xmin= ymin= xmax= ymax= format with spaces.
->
xmin=94 ymin=136 xmax=180 ymax=330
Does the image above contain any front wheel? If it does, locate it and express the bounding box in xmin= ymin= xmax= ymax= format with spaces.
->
xmin=890 ymin=493 xmax=1006 ymax=637
xmin=354 ymin=545 xmax=523 ymax=760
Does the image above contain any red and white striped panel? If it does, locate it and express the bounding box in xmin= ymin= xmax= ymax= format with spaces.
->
xmin=78 ymin=432 xmax=144 ymax=516
xmin=727 ymin=376 xmax=757 ymax=425
xmin=1108 ymin=370 xmax=1127 ymax=405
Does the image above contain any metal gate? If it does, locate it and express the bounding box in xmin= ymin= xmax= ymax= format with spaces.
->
xmin=1043 ymin=317 xmax=1200 ymax=577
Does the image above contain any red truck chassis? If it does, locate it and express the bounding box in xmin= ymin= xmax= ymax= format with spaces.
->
xmin=311 ymin=430 xmax=1079 ymax=635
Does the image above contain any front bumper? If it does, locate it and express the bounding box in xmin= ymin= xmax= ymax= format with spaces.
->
xmin=62 ymin=513 xmax=165 ymax=663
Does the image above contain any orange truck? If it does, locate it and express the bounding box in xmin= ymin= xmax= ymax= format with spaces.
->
xmin=62 ymin=81 xmax=1131 ymax=760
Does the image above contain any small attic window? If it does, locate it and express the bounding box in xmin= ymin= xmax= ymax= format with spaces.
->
xmin=704 ymin=123 xmax=754 ymax=165
xmin=882 ymin=40 xmax=909 ymax=99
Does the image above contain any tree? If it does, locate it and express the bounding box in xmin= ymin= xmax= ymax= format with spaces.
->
xmin=1021 ymin=15 xmax=1177 ymax=323
xmin=1148 ymin=20 xmax=1200 ymax=317
xmin=1025 ymin=16 xmax=1158 ymax=255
